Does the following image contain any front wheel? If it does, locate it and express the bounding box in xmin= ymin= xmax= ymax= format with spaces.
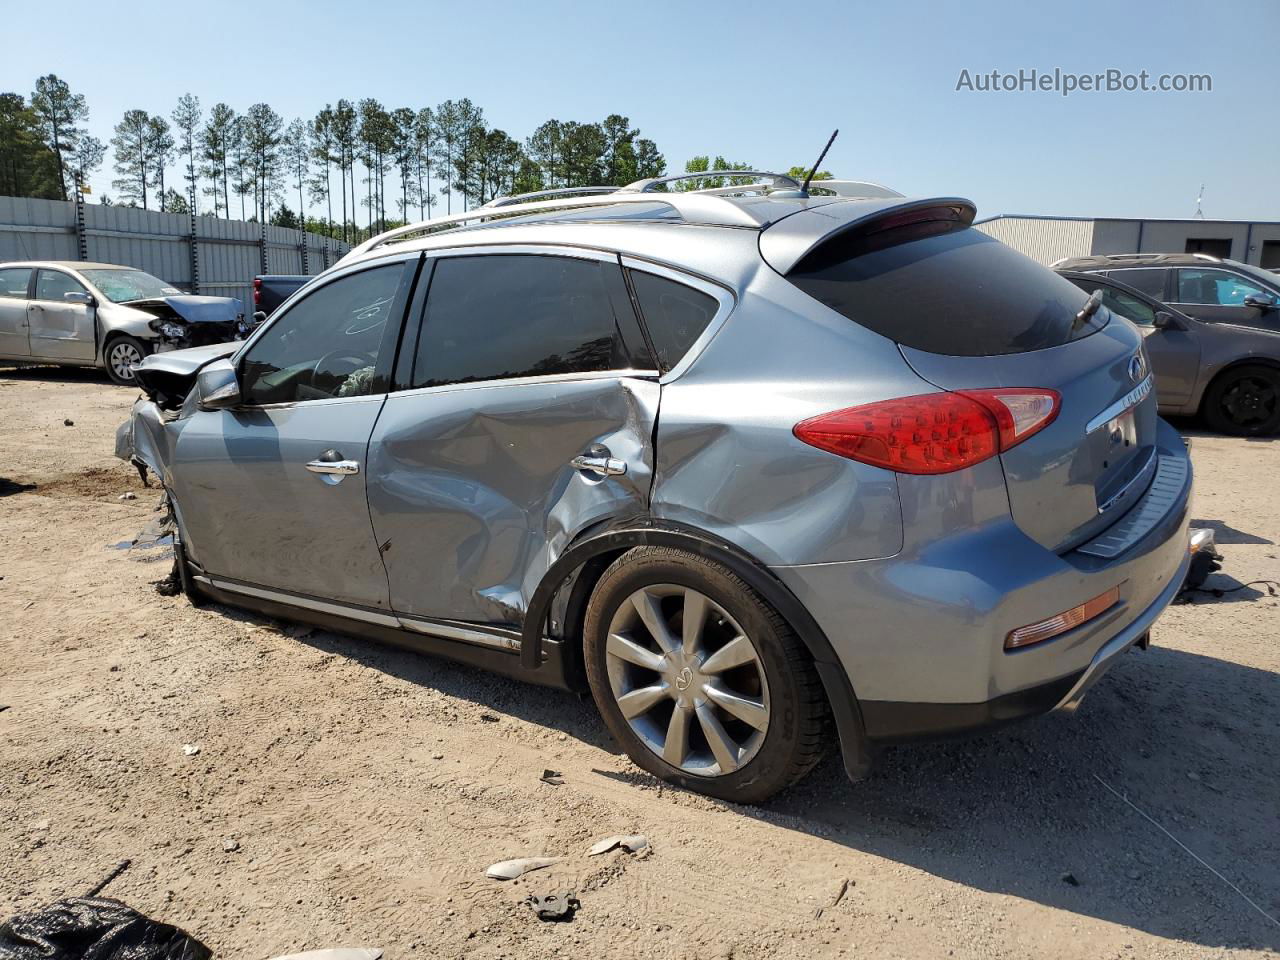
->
xmin=583 ymin=546 xmax=829 ymax=804
xmin=103 ymin=334 xmax=148 ymax=386
xmin=1202 ymin=364 xmax=1280 ymax=436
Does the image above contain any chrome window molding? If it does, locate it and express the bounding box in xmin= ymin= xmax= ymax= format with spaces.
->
xmin=387 ymin=367 xmax=659 ymax=401
xmin=233 ymin=391 xmax=389 ymax=413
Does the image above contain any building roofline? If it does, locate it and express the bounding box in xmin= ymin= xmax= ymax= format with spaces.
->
xmin=977 ymin=213 xmax=1280 ymax=227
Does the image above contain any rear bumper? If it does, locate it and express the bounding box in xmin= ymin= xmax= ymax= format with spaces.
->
xmin=857 ymin=545 xmax=1188 ymax=741
xmin=773 ymin=418 xmax=1192 ymax=740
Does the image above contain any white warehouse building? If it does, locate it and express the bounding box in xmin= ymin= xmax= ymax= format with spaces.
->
xmin=975 ymin=214 xmax=1280 ymax=269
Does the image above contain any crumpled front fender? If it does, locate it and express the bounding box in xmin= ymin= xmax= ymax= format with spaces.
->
xmin=115 ymin=397 xmax=177 ymax=482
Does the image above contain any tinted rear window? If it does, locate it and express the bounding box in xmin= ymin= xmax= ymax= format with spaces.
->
xmin=787 ymin=225 xmax=1101 ymax=356
xmin=411 ymin=254 xmax=647 ymax=388
xmin=1106 ymin=268 xmax=1167 ymax=299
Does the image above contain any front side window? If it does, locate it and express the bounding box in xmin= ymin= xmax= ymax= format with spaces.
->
xmin=1176 ymin=268 xmax=1269 ymax=306
xmin=240 ymin=263 xmax=403 ymax=405
xmin=628 ymin=270 xmax=719 ymax=371
xmin=411 ymin=254 xmax=642 ymax=388
xmin=0 ymin=267 xmax=31 ymax=299
xmin=35 ymin=269 xmax=87 ymax=302
xmin=1106 ymin=268 xmax=1167 ymax=299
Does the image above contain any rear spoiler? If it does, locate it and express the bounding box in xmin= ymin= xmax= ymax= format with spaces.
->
xmin=759 ymin=197 xmax=976 ymax=274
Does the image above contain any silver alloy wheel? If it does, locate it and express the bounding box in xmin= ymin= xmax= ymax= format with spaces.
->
xmin=108 ymin=341 xmax=143 ymax=381
xmin=604 ymin=584 xmax=770 ymax=776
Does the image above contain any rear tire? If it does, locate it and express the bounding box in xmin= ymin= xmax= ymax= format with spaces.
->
xmin=583 ymin=546 xmax=829 ymax=804
xmin=103 ymin=334 xmax=148 ymax=386
xmin=1202 ymin=364 xmax=1280 ymax=436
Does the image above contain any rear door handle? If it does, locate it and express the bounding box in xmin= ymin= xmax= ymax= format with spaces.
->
xmin=570 ymin=454 xmax=627 ymax=477
xmin=306 ymin=459 xmax=360 ymax=476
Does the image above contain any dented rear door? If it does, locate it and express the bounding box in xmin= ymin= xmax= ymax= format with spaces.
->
xmin=367 ymin=249 xmax=659 ymax=627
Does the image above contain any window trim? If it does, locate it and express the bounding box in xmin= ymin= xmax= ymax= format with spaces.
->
xmin=620 ymin=256 xmax=736 ymax=384
xmin=33 ymin=268 xmax=88 ymax=303
xmin=392 ymin=243 xmax=661 ymax=397
xmin=232 ymin=252 xmax=422 ymax=410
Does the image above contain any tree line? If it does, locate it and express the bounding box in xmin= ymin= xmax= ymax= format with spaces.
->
xmin=1 ymin=75 xmax=677 ymax=242
xmin=2 ymin=74 xmax=830 ymax=244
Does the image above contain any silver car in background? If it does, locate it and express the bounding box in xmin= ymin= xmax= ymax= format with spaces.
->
xmin=119 ymin=173 xmax=1194 ymax=802
xmin=0 ymin=260 xmax=246 ymax=384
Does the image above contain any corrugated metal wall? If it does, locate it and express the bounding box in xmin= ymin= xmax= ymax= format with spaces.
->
xmin=0 ymin=196 xmax=349 ymax=308
xmin=974 ymin=216 xmax=1096 ymax=265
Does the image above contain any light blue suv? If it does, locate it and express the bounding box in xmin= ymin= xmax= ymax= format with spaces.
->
xmin=119 ymin=173 xmax=1193 ymax=802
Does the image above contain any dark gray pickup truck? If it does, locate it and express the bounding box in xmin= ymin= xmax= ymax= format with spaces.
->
xmin=253 ymin=275 xmax=311 ymax=318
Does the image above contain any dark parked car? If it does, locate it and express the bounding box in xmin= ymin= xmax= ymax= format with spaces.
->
xmin=1057 ymin=265 xmax=1280 ymax=435
xmin=253 ymin=275 xmax=312 ymax=318
xmin=1055 ymin=253 xmax=1280 ymax=331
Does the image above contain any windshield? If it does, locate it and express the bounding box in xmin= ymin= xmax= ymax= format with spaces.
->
xmin=79 ymin=269 xmax=182 ymax=303
xmin=1233 ymin=262 xmax=1280 ymax=293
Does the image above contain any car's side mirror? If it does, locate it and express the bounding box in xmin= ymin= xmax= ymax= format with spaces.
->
xmin=1153 ymin=311 xmax=1185 ymax=330
xmin=64 ymin=291 xmax=94 ymax=306
xmin=1242 ymin=293 xmax=1277 ymax=310
xmin=195 ymin=358 xmax=242 ymax=410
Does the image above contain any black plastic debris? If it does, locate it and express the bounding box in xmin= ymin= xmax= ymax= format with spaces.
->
xmin=525 ymin=892 xmax=579 ymax=922
xmin=0 ymin=895 xmax=211 ymax=960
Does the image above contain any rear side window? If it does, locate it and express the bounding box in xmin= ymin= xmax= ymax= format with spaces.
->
xmin=786 ymin=225 xmax=1098 ymax=356
xmin=411 ymin=254 xmax=647 ymax=388
xmin=1107 ymin=268 xmax=1167 ymax=299
xmin=0 ymin=267 xmax=31 ymax=299
xmin=628 ymin=270 xmax=719 ymax=372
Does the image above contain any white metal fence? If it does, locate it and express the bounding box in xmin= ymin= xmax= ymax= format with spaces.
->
xmin=0 ymin=196 xmax=350 ymax=308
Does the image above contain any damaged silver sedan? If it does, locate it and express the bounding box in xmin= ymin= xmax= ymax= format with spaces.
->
xmin=0 ymin=260 xmax=248 ymax=384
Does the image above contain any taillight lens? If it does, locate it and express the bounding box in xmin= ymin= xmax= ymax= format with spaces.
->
xmin=793 ymin=388 xmax=1060 ymax=475
xmin=253 ymin=277 xmax=261 ymax=306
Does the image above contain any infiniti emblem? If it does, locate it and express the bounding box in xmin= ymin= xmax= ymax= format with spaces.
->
xmin=1128 ymin=353 xmax=1147 ymax=384
xmin=674 ymin=666 xmax=694 ymax=691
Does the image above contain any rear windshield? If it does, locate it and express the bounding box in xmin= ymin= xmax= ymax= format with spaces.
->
xmin=787 ymin=224 xmax=1104 ymax=356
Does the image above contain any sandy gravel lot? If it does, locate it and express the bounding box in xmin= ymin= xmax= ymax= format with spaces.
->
xmin=1 ymin=365 xmax=1277 ymax=960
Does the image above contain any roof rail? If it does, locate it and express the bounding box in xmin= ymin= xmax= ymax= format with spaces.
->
xmin=340 ymin=192 xmax=702 ymax=263
xmin=482 ymin=186 xmax=620 ymax=208
xmin=620 ymin=170 xmax=801 ymax=193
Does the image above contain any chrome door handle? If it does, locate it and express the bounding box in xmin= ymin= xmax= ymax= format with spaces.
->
xmin=570 ymin=454 xmax=627 ymax=477
xmin=306 ymin=459 xmax=360 ymax=476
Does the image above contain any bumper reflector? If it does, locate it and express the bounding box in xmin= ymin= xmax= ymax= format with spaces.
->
xmin=1006 ymin=585 xmax=1122 ymax=650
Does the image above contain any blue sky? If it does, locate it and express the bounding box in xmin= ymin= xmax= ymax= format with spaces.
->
xmin=4 ymin=0 xmax=1277 ymax=221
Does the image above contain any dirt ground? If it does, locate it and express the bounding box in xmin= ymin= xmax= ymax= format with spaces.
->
xmin=1 ymin=364 xmax=1277 ymax=960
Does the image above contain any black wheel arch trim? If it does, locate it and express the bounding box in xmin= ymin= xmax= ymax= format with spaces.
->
xmin=523 ymin=517 xmax=873 ymax=780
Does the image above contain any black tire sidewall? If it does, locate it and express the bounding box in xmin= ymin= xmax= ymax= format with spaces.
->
xmin=583 ymin=549 xmax=812 ymax=804
xmin=1204 ymin=365 xmax=1280 ymax=436
xmin=103 ymin=334 xmax=148 ymax=386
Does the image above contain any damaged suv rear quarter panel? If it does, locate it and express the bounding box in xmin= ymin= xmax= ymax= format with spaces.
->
xmin=650 ymin=269 xmax=908 ymax=565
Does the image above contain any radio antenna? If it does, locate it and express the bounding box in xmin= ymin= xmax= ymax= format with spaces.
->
xmin=801 ymin=129 xmax=839 ymax=194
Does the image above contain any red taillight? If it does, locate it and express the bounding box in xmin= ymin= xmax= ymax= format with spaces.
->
xmin=253 ymin=276 xmax=261 ymax=306
xmin=793 ymin=388 xmax=1060 ymax=475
